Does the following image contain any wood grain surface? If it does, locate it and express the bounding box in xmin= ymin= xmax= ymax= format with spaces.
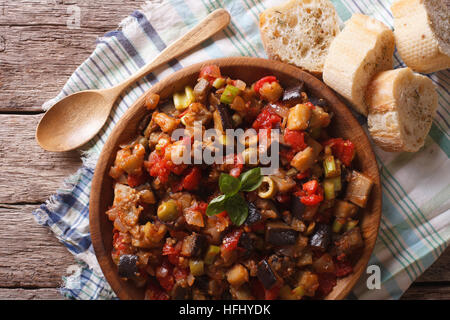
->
xmin=0 ymin=0 xmax=448 ymax=300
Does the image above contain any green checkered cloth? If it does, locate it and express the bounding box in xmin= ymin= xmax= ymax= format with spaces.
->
xmin=33 ymin=0 xmax=450 ymax=300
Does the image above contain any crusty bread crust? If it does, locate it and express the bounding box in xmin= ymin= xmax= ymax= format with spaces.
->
xmin=259 ymin=0 xmax=340 ymax=75
xmin=323 ymin=14 xmax=395 ymax=116
xmin=367 ymin=68 xmax=438 ymax=152
xmin=392 ymin=0 xmax=450 ymax=73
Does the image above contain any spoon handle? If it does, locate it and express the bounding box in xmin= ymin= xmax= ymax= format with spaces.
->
xmin=108 ymin=9 xmax=230 ymax=97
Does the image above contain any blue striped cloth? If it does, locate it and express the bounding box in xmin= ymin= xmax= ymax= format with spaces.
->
xmin=33 ymin=0 xmax=450 ymax=300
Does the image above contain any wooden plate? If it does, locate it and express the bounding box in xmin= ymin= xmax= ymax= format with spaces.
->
xmin=90 ymin=57 xmax=382 ymax=300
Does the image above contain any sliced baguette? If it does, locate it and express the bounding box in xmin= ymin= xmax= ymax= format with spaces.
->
xmin=323 ymin=14 xmax=395 ymax=116
xmin=367 ymin=68 xmax=438 ymax=152
xmin=392 ymin=0 xmax=450 ymax=73
xmin=259 ymin=0 xmax=340 ymax=75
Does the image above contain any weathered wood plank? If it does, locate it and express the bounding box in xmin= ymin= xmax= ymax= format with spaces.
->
xmin=0 ymin=204 xmax=75 ymax=288
xmin=402 ymin=284 xmax=450 ymax=300
xmin=0 ymin=288 xmax=63 ymax=300
xmin=0 ymin=114 xmax=82 ymax=204
xmin=415 ymin=248 xmax=450 ymax=283
xmin=0 ymin=1 xmax=142 ymax=112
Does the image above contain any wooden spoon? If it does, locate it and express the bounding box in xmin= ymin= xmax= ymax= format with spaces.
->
xmin=36 ymin=9 xmax=231 ymax=152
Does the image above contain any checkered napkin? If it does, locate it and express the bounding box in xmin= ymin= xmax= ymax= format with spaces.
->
xmin=33 ymin=0 xmax=450 ymax=300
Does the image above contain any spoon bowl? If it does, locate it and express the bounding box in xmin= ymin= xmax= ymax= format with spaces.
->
xmin=36 ymin=90 xmax=113 ymax=152
xmin=35 ymin=9 xmax=231 ymax=152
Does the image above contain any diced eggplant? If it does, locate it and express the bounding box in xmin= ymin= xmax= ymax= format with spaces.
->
xmin=334 ymin=227 xmax=364 ymax=257
xmin=213 ymin=104 xmax=233 ymax=134
xmin=271 ymin=175 xmax=296 ymax=193
xmin=308 ymin=96 xmax=328 ymax=108
xmin=291 ymin=196 xmax=306 ymax=219
xmin=245 ymin=202 xmax=262 ymax=225
xmin=309 ymin=223 xmax=331 ymax=252
xmin=257 ymin=260 xmax=277 ymax=289
xmin=118 ymin=254 xmax=138 ymax=279
xmin=265 ymin=222 xmax=299 ymax=246
xmin=334 ymin=200 xmax=358 ymax=219
xmin=195 ymin=276 xmax=210 ymax=292
xmin=238 ymin=232 xmax=254 ymax=252
xmin=282 ymin=82 xmax=305 ymax=103
xmin=171 ymin=283 xmax=191 ymax=300
xmin=345 ymin=171 xmax=374 ymax=208
xmin=193 ymin=78 xmax=211 ymax=103
xmin=181 ymin=233 xmax=207 ymax=258
xmin=267 ymin=254 xmax=295 ymax=278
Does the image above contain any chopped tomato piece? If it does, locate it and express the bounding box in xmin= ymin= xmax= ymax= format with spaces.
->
xmin=283 ymin=129 xmax=307 ymax=152
xmin=264 ymin=283 xmax=281 ymax=300
xmin=252 ymin=107 xmax=281 ymax=131
xmin=317 ymin=273 xmax=337 ymax=297
xmin=173 ymin=267 xmax=189 ymax=282
xmin=254 ymin=76 xmax=278 ymax=93
xmin=323 ymin=138 xmax=355 ymax=167
xmin=145 ymin=151 xmax=170 ymax=183
xmin=156 ymin=260 xmax=174 ymax=292
xmin=182 ymin=167 xmax=202 ymax=191
xmin=127 ymin=173 xmax=145 ymax=188
xmin=335 ymin=259 xmax=353 ymax=277
xmin=145 ymin=281 xmax=170 ymax=300
xmin=303 ymin=180 xmax=319 ymax=195
xmin=296 ymin=180 xmax=324 ymax=206
xmin=199 ymin=65 xmax=221 ymax=84
xmin=221 ymin=229 xmax=243 ymax=253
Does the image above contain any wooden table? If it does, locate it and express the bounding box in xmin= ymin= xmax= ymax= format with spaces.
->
xmin=0 ymin=0 xmax=448 ymax=300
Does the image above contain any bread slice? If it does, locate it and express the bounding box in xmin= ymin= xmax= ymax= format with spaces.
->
xmin=259 ymin=0 xmax=340 ymax=75
xmin=392 ymin=0 xmax=450 ymax=73
xmin=323 ymin=14 xmax=395 ymax=116
xmin=367 ymin=68 xmax=438 ymax=152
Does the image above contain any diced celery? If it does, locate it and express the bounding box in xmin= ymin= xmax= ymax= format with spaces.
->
xmin=185 ymin=86 xmax=195 ymax=104
xmin=189 ymin=260 xmax=205 ymax=276
xmin=323 ymin=155 xmax=338 ymax=178
xmin=279 ymin=285 xmax=296 ymax=300
xmin=332 ymin=218 xmax=345 ymax=233
xmin=323 ymin=179 xmax=335 ymax=200
xmin=220 ymin=85 xmax=240 ymax=104
xmin=292 ymin=285 xmax=305 ymax=299
xmin=204 ymin=245 xmax=220 ymax=265
xmin=212 ymin=77 xmax=226 ymax=89
xmin=345 ymin=220 xmax=359 ymax=231
xmin=173 ymin=86 xmax=195 ymax=110
xmin=328 ymin=176 xmax=342 ymax=192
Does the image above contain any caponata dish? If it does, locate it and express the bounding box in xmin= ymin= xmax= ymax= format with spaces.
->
xmin=105 ymin=64 xmax=374 ymax=300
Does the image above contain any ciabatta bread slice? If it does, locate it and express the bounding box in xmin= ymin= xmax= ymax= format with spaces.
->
xmin=367 ymin=68 xmax=438 ymax=152
xmin=392 ymin=0 xmax=450 ymax=73
xmin=259 ymin=0 xmax=340 ymax=75
xmin=323 ymin=14 xmax=395 ymax=116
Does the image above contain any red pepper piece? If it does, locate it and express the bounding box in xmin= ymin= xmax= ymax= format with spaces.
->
xmin=181 ymin=167 xmax=202 ymax=191
xmin=199 ymin=65 xmax=221 ymax=84
xmin=283 ymin=129 xmax=307 ymax=152
xmin=254 ymin=76 xmax=278 ymax=93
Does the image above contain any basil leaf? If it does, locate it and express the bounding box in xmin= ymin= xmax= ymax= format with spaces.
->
xmin=206 ymin=194 xmax=227 ymax=216
xmin=224 ymin=194 xmax=248 ymax=226
xmin=219 ymin=173 xmax=241 ymax=196
xmin=239 ymin=167 xmax=263 ymax=192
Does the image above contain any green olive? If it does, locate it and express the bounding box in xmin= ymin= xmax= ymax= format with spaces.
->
xmin=189 ymin=260 xmax=205 ymax=276
xmin=257 ymin=176 xmax=277 ymax=199
xmin=157 ymin=200 xmax=179 ymax=222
